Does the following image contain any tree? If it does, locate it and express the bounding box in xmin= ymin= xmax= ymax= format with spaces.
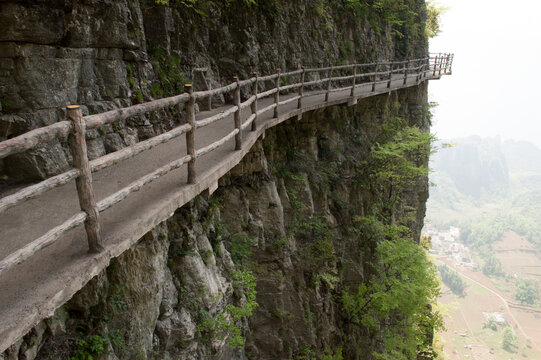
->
xmin=502 ymin=326 xmax=518 ymax=352
xmin=482 ymin=255 xmax=504 ymax=276
xmin=438 ymin=264 xmax=467 ymax=296
xmin=425 ymin=0 xmax=448 ymax=38
xmin=341 ymin=217 xmax=443 ymax=359
xmin=515 ymin=278 xmax=540 ymax=306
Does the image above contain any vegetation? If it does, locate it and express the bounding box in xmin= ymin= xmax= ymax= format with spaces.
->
xmin=196 ymin=269 xmax=258 ymax=350
xmin=151 ymin=0 xmax=445 ymax=57
xmin=515 ymin=277 xmax=540 ymax=306
xmin=341 ymin=217 xmax=443 ymax=360
xmin=480 ymin=254 xmax=504 ymax=276
xmin=149 ymin=46 xmax=185 ymax=98
xmin=364 ymin=118 xmax=433 ymax=217
xmin=428 ymin=137 xmax=541 ymax=251
xmin=69 ymin=335 xmax=108 ymax=360
xmin=502 ymin=326 xmax=518 ymax=352
xmin=438 ymin=264 xmax=467 ymax=296
xmin=425 ymin=0 xmax=447 ymax=38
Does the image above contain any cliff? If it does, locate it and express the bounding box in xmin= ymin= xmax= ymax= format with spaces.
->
xmin=0 ymin=1 xmax=437 ymax=359
xmin=0 ymin=0 xmax=426 ymax=183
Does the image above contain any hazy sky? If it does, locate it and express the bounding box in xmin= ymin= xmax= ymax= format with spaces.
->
xmin=428 ymin=0 xmax=541 ymax=148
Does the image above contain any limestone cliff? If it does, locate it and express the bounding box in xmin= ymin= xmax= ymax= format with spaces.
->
xmin=0 ymin=0 xmax=426 ymax=182
xmin=0 ymin=1 xmax=435 ymax=359
xmin=2 ymin=84 xmax=432 ymax=360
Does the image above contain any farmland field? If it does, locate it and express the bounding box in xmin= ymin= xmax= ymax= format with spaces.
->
xmin=437 ymin=232 xmax=541 ymax=360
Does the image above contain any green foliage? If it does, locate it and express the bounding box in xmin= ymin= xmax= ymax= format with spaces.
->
xmin=370 ymin=125 xmax=432 ymax=186
xmin=292 ymin=215 xmax=339 ymax=290
xmin=515 ymin=277 xmax=540 ymax=306
xmin=295 ymin=347 xmax=343 ymax=360
xmin=341 ymin=217 xmax=442 ymax=359
xmin=70 ymin=335 xmax=108 ymax=360
xmin=483 ymin=320 xmax=498 ymax=331
xmin=196 ymin=270 xmax=258 ymax=350
xmin=502 ymin=326 xmax=518 ymax=352
xmin=481 ymin=254 xmax=504 ymax=277
xmin=458 ymin=211 xmax=541 ymax=250
xmin=108 ymin=285 xmax=128 ymax=312
xmin=149 ymin=46 xmax=185 ymax=98
xmin=361 ymin=120 xmax=433 ymax=215
xmin=438 ymin=264 xmax=467 ymax=296
xmin=342 ymin=0 xmax=424 ymax=53
xmin=154 ymin=0 xmax=256 ymax=17
xmin=425 ymin=0 xmax=447 ymax=38
xmin=227 ymin=232 xmax=256 ymax=266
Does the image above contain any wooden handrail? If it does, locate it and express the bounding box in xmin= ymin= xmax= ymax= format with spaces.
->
xmin=0 ymin=55 xmax=452 ymax=275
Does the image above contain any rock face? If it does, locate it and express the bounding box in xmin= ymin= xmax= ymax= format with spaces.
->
xmin=1 ymin=83 xmax=431 ymax=360
xmin=0 ymin=0 xmax=426 ymax=182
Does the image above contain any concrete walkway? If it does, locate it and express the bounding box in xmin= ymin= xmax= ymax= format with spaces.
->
xmin=0 ymin=73 xmax=441 ymax=352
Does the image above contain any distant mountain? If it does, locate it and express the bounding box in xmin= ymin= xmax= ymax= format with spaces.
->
xmin=427 ymin=136 xmax=541 ymax=249
xmin=430 ymin=136 xmax=510 ymax=199
xmin=501 ymin=140 xmax=541 ymax=173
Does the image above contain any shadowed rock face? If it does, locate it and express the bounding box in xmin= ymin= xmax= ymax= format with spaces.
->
xmin=0 ymin=0 xmax=426 ymax=182
xmin=2 ymin=84 xmax=431 ymax=360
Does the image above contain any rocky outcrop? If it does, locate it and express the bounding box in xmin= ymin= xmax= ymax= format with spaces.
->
xmin=2 ymin=82 xmax=431 ymax=359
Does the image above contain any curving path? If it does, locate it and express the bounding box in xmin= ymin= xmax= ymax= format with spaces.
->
xmin=0 ymin=71 xmax=446 ymax=352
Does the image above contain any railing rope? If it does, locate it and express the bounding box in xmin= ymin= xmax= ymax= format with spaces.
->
xmin=233 ymin=76 xmax=242 ymax=150
xmin=274 ymin=68 xmax=281 ymax=118
xmin=251 ymin=72 xmax=258 ymax=131
xmin=325 ymin=64 xmax=333 ymax=101
xmin=67 ymin=105 xmax=104 ymax=253
xmin=185 ymin=84 xmax=196 ymax=184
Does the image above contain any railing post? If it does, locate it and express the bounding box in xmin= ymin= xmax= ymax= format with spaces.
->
xmin=433 ymin=55 xmax=438 ymax=76
xmin=233 ymin=76 xmax=242 ymax=150
xmin=251 ymin=72 xmax=258 ymax=131
xmin=67 ymin=105 xmax=104 ymax=253
xmin=325 ymin=64 xmax=333 ymax=101
xmin=298 ymin=66 xmax=305 ymax=109
xmin=195 ymin=69 xmax=212 ymax=111
xmin=403 ymin=60 xmax=409 ymax=85
xmin=274 ymin=68 xmax=281 ymax=118
xmin=387 ymin=62 xmax=392 ymax=88
xmin=372 ymin=62 xmax=378 ymax=92
xmin=425 ymin=57 xmax=429 ymax=79
xmin=350 ymin=64 xmax=357 ymax=97
xmin=439 ymin=55 xmax=443 ymax=76
xmin=185 ymin=84 xmax=196 ymax=184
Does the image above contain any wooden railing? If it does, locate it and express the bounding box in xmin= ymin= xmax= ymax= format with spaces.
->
xmin=0 ymin=53 xmax=452 ymax=275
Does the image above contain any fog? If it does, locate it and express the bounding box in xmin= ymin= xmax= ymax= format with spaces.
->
xmin=428 ymin=0 xmax=541 ymax=148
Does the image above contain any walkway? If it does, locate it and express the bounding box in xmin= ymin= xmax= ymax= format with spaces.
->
xmin=0 ymin=58 xmax=451 ymax=352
